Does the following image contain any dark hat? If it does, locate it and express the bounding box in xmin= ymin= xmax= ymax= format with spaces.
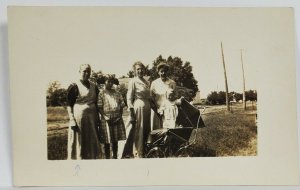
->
xmin=104 ymin=74 xmax=119 ymax=85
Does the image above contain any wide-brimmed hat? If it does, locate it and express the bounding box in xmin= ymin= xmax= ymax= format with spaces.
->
xmin=157 ymin=62 xmax=170 ymax=71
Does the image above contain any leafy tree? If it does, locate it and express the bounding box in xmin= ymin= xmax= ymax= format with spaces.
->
xmin=47 ymin=81 xmax=67 ymax=106
xmin=207 ymin=91 xmax=219 ymax=105
xmin=217 ymin=91 xmax=226 ymax=104
xmin=207 ymin=91 xmax=244 ymax=105
xmin=245 ymin=90 xmax=257 ymax=102
xmin=127 ymin=70 xmax=135 ymax=78
xmin=229 ymin=92 xmax=243 ymax=102
xmin=234 ymin=92 xmax=243 ymax=102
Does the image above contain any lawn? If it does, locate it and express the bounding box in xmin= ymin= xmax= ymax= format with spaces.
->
xmin=193 ymin=103 xmax=257 ymax=156
xmin=47 ymin=102 xmax=257 ymax=159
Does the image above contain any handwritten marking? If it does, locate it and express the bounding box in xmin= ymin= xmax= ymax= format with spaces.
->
xmin=74 ymin=164 xmax=80 ymax=176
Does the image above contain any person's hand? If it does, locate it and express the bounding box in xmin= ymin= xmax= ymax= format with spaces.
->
xmin=130 ymin=115 xmax=136 ymax=124
xmin=71 ymin=125 xmax=80 ymax=132
xmin=157 ymin=109 xmax=163 ymax=116
xmin=130 ymin=114 xmax=136 ymax=124
xmin=70 ymin=118 xmax=80 ymax=132
xmin=175 ymin=96 xmax=184 ymax=105
xmin=69 ymin=118 xmax=77 ymax=127
xmin=103 ymin=115 xmax=110 ymax=121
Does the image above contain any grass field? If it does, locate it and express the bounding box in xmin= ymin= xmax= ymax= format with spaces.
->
xmin=47 ymin=102 xmax=257 ymax=159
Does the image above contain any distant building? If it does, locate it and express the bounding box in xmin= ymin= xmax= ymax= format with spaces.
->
xmin=192 ymin=91 xmax=201 ymax=105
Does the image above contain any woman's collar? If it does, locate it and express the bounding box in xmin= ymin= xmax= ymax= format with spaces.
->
xmin=159 ymin=77 xmax=171 ymax=84
xmin=135 ymin=76 xmax=149 ymax=86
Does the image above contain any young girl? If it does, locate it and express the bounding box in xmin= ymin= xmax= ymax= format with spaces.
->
xmin=157 ymin=88 xmax=182 ymax=129
xmin=98 ymin=74 xmax=126 ymax=159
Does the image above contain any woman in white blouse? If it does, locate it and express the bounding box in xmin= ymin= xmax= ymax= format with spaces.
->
xmin=123 ymin=61 xmax=151 ymax=158
xmin=150 ymin=62 xmax=176 ymax=130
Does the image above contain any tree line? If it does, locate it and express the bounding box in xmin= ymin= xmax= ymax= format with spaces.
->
xmin=206 ymin=90 xmax=257 ymax=105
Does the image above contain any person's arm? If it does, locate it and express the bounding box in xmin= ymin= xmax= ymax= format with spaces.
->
xmin=175 ymin=97 xmax=184 ymax=106
xmin=118 ymin=92 xmax=125 ymax=116
xmin=157 ymin=103 xmax=164 ymax=116
xmin=97 ymin=90 xmax=110 ymax=121
xmin=67 ymin=107 xmax=77 ymax=127
xmin=149 ymin=81 xmax=159 ymax=114
xmin=99 ymin=108 xmax=110 ymax=121
xmin=67 ymin=83 xmax=78 ymax=129
xmin=126 ymin=80 xmax=136 ymax=122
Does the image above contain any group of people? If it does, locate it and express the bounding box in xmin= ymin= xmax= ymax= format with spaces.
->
xmin=67 ymin=61 xmax=182 ymax=160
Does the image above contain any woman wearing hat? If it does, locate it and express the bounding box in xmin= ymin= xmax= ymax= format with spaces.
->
xmin=66 ymin=64 xmax=101 ymax=159
xmin=150 ymin=62 xmax=176 ymax=130
xmin=123 ymin=61 xmax=151 ymax=158
xmin=98 ymin=74 xmax=126 ymax=159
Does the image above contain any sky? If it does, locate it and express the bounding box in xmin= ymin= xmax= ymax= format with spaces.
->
xmin=10 ymin=7 xmax=292 ymax=98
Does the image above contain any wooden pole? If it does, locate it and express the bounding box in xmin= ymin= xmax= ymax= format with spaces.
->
xmin=241 ymin=49 xmax=246 ymax=110
xmin=221 ymin=42 xmax=230 ymax=112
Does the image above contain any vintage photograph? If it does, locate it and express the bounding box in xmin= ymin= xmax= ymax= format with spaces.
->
xmin=46 ymin=8 xmax=257 ymax=160
xmin=9 ymin=6 xmax=299 ymax=186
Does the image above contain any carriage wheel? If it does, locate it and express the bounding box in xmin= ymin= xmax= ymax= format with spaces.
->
xmin=175 ymin=147 xmax=193 ymax=157
xmin=146 ymin=147 xmax=165 ymax=158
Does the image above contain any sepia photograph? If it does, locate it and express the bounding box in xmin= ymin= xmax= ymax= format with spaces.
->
xmin=8 ymin=6 xmax=298 ymax=186
xmin=47 ymin=49 xmax=257 ymax=160
xmin=44 ymin=8 xmax=258 ymax=160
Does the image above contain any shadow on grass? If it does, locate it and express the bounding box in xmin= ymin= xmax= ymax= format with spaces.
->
xmin=48 ymin=134 xmax=67 ymax=160
xmin=192 ymin=145 xmax=217 ymax=157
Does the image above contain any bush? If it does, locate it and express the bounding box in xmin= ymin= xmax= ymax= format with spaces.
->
xmin=47 ymin=81 xmax=68 ymax=107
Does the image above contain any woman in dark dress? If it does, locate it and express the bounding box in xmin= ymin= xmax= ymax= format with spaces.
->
xmin=67 ymin=64 xmax=101 ymax=159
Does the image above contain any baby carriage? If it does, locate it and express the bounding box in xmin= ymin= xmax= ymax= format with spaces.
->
xmin=145 ymin=98 xmax=206 ymax=158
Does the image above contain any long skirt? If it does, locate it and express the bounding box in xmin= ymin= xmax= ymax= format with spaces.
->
xmin=122 ymin=99 xmax=151 ymax=158
xmin=67 ymin=104 xmax=101 ymax=159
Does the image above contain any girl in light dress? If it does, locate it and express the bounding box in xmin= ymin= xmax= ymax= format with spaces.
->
xmin=157 ymin=88 xmax=182 ymax=129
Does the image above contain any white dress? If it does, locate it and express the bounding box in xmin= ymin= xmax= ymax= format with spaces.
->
xmin=158 ymin=99 xmax=178 ymax=129
xmin=150 ymin=78 xmax=176 ymax=130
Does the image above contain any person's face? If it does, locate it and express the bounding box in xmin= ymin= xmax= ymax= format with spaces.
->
xmin=158 ymin=67 xmax=168 ymax=81
xmin=105 ymin=79 xmax=114 ymax=90
xmin=79 ymin=66 xmax=91 ymax=81
xmin=135 ymin=65 xmax=144 ymax=78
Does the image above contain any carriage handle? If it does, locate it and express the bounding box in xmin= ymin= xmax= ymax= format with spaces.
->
xmin=189 ymin=110 xmax=203 ymax=146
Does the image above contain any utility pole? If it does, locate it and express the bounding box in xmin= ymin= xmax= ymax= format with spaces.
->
xmin=221 ymin=42 xmax=230 ymax=112
xmin=241 ymin=49 xmax=246 ymax=110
